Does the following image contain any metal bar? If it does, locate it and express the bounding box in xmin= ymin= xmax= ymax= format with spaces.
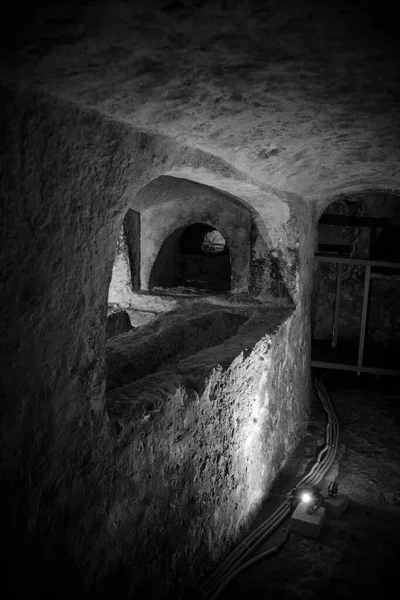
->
xmin=319 ymin=243 xmax=351 ymax=255
xmin=313 ymin=254 xmax=400 ymax=376
xmin=311 ymin=360 xmax=400 ymax=376
xmin=332 ymin=262 xmax=343 ymax=348
xmin=357 ymin=264 xmax=371 ymax=374
xmin=315 ymin=255 xmax=400 ymax=268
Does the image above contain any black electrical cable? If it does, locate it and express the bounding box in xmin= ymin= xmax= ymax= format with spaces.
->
xmin=207 ymin=528 xmax=291 ymax=600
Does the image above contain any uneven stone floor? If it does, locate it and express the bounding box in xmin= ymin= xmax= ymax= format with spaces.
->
xmin=204 ymin=371 xmax=400 ymax=600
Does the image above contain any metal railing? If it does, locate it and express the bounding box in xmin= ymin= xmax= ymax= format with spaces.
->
xmin=311 ymin=255 xmax=400 ymax=376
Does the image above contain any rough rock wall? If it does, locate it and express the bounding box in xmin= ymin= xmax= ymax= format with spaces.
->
xmin=0 ymin=84 xmax=315 ymax=599
xmin=249 ymin=215 xmax=299 ymax=304
xmin=99 ymin=198 xmax=315 ymax=599
xmin=88 ymin=305 xmax=309 ymax=598
xmin=108 ymin=209 xmax=141 ymax=304
xmin=0 ymin=85 xmax=161 ymax=595
xmin=105 ymin=306 xmax=248 ymax=390
xmin=108 ymin=226 xmax=133 ymax=305
xmin=6 ymin=0 xmax=400 ymax=201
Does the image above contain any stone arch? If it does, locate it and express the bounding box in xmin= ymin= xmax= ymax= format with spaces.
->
xmin=317 ymin=189 xmax=400 ymax=245
xmin=316 ymin=180 xmax=400 ymax=219
xmin=149 ymin=222 xmax=231 ymax=291
xmin=108 ymin=173 xmax=296 ymax=305
xmin=132 ymin=175 xmax=252 ymax=294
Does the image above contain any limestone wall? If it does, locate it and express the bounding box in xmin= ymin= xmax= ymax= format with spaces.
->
xmin=109 ymin=209 xmax=141 ymax=304
xmin=0 ymin=85 xmax=314 ymax=599
xmin=87 ymin=304 xmax=309 ymax=598
xmin=0 ymin=85 xmax=161 ymax=595
xmin=3 ymin=0 xmax=400 ymax=595
xmin=6 ymin=1 xmax=400 ymax=202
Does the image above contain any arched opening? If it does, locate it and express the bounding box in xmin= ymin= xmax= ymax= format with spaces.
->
xmin=312 ymin=191 xmax=400 ymax=374
xmin=149 ymin=222 xmax=231 ymax=291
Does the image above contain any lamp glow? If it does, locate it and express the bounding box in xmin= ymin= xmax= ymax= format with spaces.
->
xmin=301 ymin=492 xmax=312 ymax=504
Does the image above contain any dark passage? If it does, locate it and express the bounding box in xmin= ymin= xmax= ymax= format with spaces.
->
xmin=150 ymin=223 xmax=231 ymax=291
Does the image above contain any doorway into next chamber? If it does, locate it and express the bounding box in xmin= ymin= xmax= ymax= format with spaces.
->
xmin=149 ymin=223 xmax=232 ymax=292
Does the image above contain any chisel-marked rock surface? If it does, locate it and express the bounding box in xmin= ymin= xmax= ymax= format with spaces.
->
xmin=105 ymin=305 xmax=250 ymax=390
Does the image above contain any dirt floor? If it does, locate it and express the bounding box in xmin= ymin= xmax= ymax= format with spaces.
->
xmin=204 ymin=370 xmax=400 ymax=600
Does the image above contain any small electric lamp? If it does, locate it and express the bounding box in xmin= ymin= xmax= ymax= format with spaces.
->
xmin=301 ymin=491 xmax=312 ymax=504
xmin=300 ymin=490 xmax=324 ymax=514
xmin=290 ymin=488 xmax=326 ymax=538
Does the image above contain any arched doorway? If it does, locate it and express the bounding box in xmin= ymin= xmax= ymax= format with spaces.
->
xmin=149 ymin=222 xmax=231 ymax=291
xmin=311 ymin=191 xmax=400 ymax=375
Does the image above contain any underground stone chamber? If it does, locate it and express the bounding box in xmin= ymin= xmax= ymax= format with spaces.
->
xmin=3 ymin=2 xmax=400 ymax=599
